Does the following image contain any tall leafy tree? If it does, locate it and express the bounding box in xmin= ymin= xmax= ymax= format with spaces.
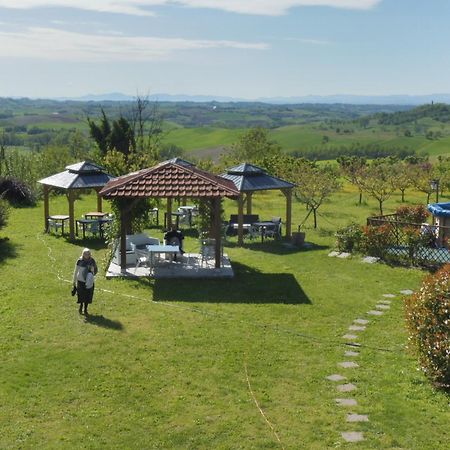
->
xmin=359 ymin=159 xmax=397 ymax=215
xmin=229 ymin=127 xmax=281 ymax=164
xmin=289 ymin=159 xmax=341 ymax=228
xmin=337 ymin=156 xmax=367 ymax=204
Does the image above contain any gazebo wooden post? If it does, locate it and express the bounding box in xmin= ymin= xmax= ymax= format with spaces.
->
xmin=237 ymin=194 xmax=245 ymax=246
xmin=167 ymin=197 xmax=173 ymax=229
xmin=282 ymin=188 xmax=292 ymax=239
xmin=96 ymin=189 xmax=103 ymax=212
xmin=246 ymin=192 xmax=253 ymax=214
xmin=68 ymin=189 xmax=75 ymax=241
xmin=120 ymin=207 xmax=127 ymax=272
xmin=212 ymin=197 xmax=222 ymax=268
xmin=43 ymin=185 xmax=50 ymax=232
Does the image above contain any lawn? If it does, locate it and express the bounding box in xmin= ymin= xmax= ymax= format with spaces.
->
xmin=0 ymin=187 xmax=449 ymax=449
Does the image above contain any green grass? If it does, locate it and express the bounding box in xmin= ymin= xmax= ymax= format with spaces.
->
xmin=0 ymin=187 xmax=449 ymax=449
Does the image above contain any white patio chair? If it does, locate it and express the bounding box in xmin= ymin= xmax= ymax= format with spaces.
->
xmin=47 ymin=219 xmax=62 ymax=234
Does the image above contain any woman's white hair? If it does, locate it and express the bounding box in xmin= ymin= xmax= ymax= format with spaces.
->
xmin=82 ymin=248 xmax=91 ymax=257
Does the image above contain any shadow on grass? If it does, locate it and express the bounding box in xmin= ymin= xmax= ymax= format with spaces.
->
xmin=0 ymin=238 xmax=18 ymax=265
xmin=153 ymin=262 xmax=311 ymax=305
xmin=84 ymin=314 xmax=124 ymax=330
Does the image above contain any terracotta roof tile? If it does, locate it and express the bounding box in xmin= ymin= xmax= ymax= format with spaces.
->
xmin=100 ymin=161 xmax=239 ymax=199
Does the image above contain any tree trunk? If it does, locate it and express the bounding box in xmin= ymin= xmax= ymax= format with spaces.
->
xmin=359 ymin=191 xmax=363 ymax=205
xmin=379 ymin=199 xmax=383 ymax=216
xmin=313 ymin=208 xmax=317 ymax=229
xmin=426 ymin=192 xmax=431 ymax=204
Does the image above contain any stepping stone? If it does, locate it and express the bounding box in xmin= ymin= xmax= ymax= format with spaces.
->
xmin=336 ymin=398 xmax=357 ymax=407
xmin=349 ymin=325 xmax=366 ymax=331
xmin=337 ymin=252 xmax=351 ymax=258
xmin=362 ymin=256 xmax=379 ymax=264
xmin=379 ymin=300 xmax=391 ymax=305
xmin=328 ymin=251 xmax=340 ymax=257
xmin=400 ymin=289 xmax=414 ymax=295
xmin=326 ymin=374 xmax=346 ymax=382
xmin=342 ymin=334 xmax=358 ymax=340
xmin=342 ymin=431 xmax=364 ymax=442
xmin=354 ymin=319 xmax=369 ymax=325
xmin=376 ymin=304 xmax=390 ymax=310
xmin=383 ymin=294 xmax=396 ymax=298
xmin=337 ymin=383 xmax=357 ymax=392
xmin=345 ymin=351 xmax=359 ymax=357
xmin=345 ymin=342 xmax=361 ymax=348
xmin=338 ymin=361 xmax=359 ymax=369
xmin=367 ymin=310 xmax=383 ymax=316
xmin=347 ymin=413 xmax=369 ymax=422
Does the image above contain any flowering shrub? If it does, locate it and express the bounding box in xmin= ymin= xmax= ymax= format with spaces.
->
xmin=335 ymin=223 xmax=363 ymax=252
xmin=396 ymin=204 xmax=429 ymax=224
xmin=404 ymin=265 xmax=450 ymax=390
xmin=361 ymin=224 xmax=393 ymax=257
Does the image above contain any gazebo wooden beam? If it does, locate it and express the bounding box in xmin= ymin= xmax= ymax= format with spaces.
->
xmin=237 ymin=194 xmax=244 ymax=246
xmin=166 ymin=197 xmax=173 ymax=229
xmin=68 ymin=189 xmax=75 ymax=241
xmin=246 ymin=192 xmax=253 ymax=214
xmin=96 ymin=188 xmax=103 ymax=212
xmin=282 ymin=188 xmax=292 ymax=239
xmin=43 ymin=185 xmax=50 ymax=232
xmin=211 ymin=198 xmax=222 ymax=268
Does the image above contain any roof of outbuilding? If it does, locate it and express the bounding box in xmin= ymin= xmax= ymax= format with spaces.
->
xmin=38 ymin=160 xmax=115 ymax=189
xmin=221 ymin=162 xmax=295 ymax=192
xmin=100 ymin=161 xmax=239 ymax=199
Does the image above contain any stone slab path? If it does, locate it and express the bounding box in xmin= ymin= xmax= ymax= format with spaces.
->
xmin=347 ymin=413 xmax=369 ymax=423
xmin=367 ymin=310 xmax=383 ymax=316
xmin=326 ymin=374 xmax=346 ymax=382
xmin=337 ymin=383 xmax=357 ymax=392
xmin=338 ymin=361 xmax=359 ymax=368
xmin=354 ymin=318 xmax=369 ymax=325
xmin=342 ymin=334 xmax=358 ymax=340
xmin=349 ymin=325 xmax=366 ymax=331
xmin=344 ymin=351 xmax=359 ymax=357
xmin=336 ymin=398 xmax=357 ymax=407
xmin=341 ymin=432 xmax=364 ymax=442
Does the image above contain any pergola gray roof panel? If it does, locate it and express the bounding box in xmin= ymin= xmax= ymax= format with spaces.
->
xmin=38 ymin=160 xmax=115 ymax=189
xmin=221 ymin=163 xmax=295 ymax=192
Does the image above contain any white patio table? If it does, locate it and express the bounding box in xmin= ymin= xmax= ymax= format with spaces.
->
xmin=145 ymin=244 xmax=180 ymax=272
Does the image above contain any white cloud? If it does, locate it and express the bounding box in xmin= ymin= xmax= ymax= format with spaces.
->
xmin=285 ymin=37 xmax=332 ymax=45
xmin=0 ymin=0 xmax=383 ymax=16
xmin=0 ymin=27 xmax=268 ymax=61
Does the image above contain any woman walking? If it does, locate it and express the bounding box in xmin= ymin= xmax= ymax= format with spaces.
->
xmin=73 ymin=248 xmax=98 ymax=315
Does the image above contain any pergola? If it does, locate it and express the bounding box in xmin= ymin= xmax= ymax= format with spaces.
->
xmin=99 ymin=160 xmax=239 ymax=271
xmin=38 ymin=161 xmax=115 ymax=240
xmin=221 ymin=163 xmax=295 ymax=246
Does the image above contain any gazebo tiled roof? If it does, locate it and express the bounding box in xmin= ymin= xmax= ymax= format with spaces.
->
xmin=100 ymin=161 xmax=239 ymax=199
xmin=221 ymin=163 xmax=295 ymax=192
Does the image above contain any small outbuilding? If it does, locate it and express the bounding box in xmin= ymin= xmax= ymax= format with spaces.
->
xmin=221 ymin=163 xmax=295 ymax=245
xmin=38 ymin=161 xmax=115 ymax=240
xmin=100 ymin=160 xmax=240 ymax=271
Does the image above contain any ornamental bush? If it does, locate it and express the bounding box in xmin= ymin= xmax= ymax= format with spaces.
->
xmin=396 ymin=204 xmax=429 ymax=224
xmin=0 ymin=177 xmax=36 ymax=206
xmin=404 ymin=265 xmax=450 ymax=390
xmin=0 ymin=197 xmax=9 ymax=229
xmin=335 ymin=223 xmax=363 ymax=252
xmin=361 ymin=224 xmax=393 ymax=257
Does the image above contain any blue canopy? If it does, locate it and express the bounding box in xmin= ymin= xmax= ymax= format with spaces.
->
xmin=428 ymin=202 xmax=450 ymax=217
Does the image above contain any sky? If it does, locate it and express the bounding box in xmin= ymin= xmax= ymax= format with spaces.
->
xmin=0 ymin=0 xmax=449 ymax=99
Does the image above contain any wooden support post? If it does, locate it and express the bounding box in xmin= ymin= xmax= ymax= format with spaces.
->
xmin=68 ymin=189 xmax=75 ymax=241
xmin=237 ymin=194 xmax=244 ymax=246
xmin=167 ymin=197 xmax=173 ymax=229
xmin=212 ymin=198 xmax=222 ymax=268
xmin=43 ymin=185 xmax=50 ymax=232
xmin=120 ymin=209 xmax=127 ymax=272
xmin=96 ymin=189 xmax=103 ymax=212
xmin=246 ymin=192 xmax=253 ymax=214
xmin=282 ymin=189 xmax=292 ymax=239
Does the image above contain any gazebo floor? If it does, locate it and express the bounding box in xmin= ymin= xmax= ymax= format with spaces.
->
xmin=106 ymin=253 xmax=234 ymax=279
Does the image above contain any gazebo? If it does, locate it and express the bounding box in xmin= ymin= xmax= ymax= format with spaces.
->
xmin=38 ymin=161 xmax=115 ymax=240
xmin=221 ymin=163 xmax=295 ymax=245
xmin=99 ymin=160 xmax=239 ymax=271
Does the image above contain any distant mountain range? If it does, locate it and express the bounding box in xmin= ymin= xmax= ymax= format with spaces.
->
xmin=57 ymin=92 xmax=450 ymax=105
